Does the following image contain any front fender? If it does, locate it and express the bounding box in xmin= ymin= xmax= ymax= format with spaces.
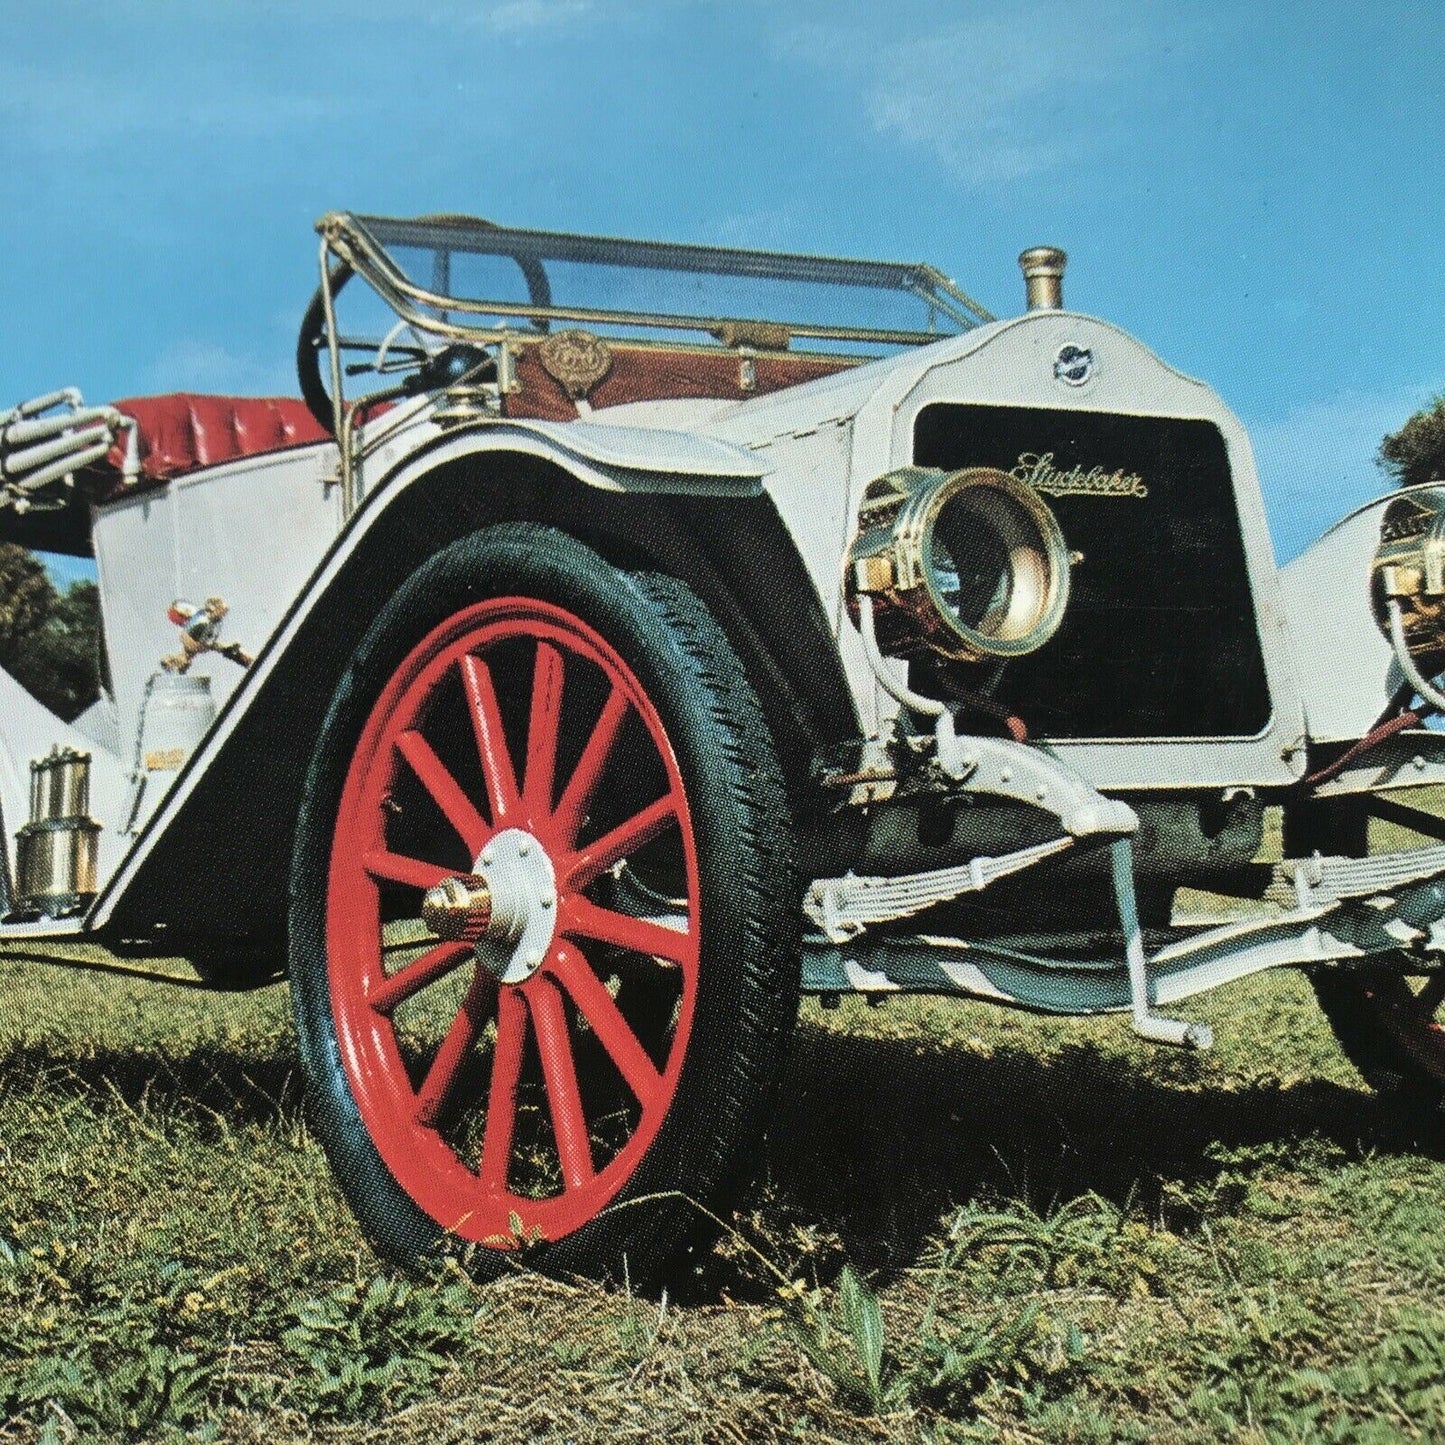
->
xmin=89 ymin=426 xmax=852 ymax=960
xmin=450 ymin=417 xmax=768 ymax=494
xmin=363 ymin=413 xmax=769 ymax=498
xmin=1279 ymin=489 xmax=1406 ymax=743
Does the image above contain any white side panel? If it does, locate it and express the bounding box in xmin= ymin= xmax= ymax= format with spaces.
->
xmin=755 ymin=417 xmax=855 ymax=628
xmin=755 ymin=417 xmax=887 ymax=732
xmin=92 ymin=442 xmax=341 ymax=784
xmin=1279 ymin=492 xmax=1401 ymax=742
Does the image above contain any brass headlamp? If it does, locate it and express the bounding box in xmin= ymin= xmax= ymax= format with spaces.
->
xmin=846 ymin=466 xmax=1071 ymax=663
xmin=1372 ymin=488 xmax=1445 ymax=669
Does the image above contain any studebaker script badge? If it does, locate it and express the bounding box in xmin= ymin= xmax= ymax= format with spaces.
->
xmin=1010 ymin=451 xmax=1149 ymax=499
xmin=1054 ymin=343 xmax=1094 ymax=386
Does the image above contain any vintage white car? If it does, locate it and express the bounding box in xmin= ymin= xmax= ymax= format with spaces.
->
xmin=3 ymin=213 xmax=1444 ymax=1282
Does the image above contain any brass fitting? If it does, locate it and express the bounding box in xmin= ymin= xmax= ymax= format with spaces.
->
xmin=1372 ymin=488 xmax=1445 ymax=670
xmin=845 ymin=466 xmax=1071 ymax=664
xmin=422 ymin=875 xmax=494 ymax=943
xmin=1018 ymin=246 xmax=1067 ymax=311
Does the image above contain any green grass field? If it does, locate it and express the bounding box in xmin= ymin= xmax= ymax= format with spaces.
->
xmin=2 ymin=952 xmax=1443 ymax=1443
xmin=5 ymin=802 xmax=1445 ymax=1445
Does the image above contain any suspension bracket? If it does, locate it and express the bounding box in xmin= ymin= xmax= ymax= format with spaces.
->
xmin=931 ymin=710 xmax=1139 ymax=839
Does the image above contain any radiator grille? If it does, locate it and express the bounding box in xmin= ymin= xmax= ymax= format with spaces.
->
xmin=913 ymin=404 xmax=1271 ymax=740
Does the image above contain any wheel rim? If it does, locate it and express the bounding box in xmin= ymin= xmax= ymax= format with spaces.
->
xmin=1363 ymin=973 xmax=1445 ymax=1081
xmin=327 ymin=597 xmax=701 ymax=1245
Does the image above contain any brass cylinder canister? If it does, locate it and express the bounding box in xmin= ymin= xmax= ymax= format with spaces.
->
xmin=1018 ymin=246 xmax=1067 ymax=311
xmin=13 ymin=745 xmax=101 ymax=918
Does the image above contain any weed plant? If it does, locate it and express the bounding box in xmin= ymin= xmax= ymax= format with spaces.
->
xmin=2 ymin=939 xmax=1444 ymax=1441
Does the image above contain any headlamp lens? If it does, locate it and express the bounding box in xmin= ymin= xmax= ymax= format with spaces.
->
xmin=928 ymin=483 xmax=1054 ymax=646
xmin=846 ymin=465 xmax=1070 ymax=663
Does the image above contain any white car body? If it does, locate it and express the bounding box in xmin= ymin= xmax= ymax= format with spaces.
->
xmin=1 ymin=214 xmax=1440 ymax=1027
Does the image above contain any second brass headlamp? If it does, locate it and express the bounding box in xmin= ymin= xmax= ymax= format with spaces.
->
xmin=1372 ymin=487 xmax=1445 ymax=670
xmin=846 ymin=465 xmax=1071 ymax=664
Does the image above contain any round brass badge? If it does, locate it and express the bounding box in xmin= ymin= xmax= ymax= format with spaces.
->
xmin=538 ymin=328 xmax=614 ymax=400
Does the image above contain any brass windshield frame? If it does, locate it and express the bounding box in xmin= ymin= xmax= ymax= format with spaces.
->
xmin=317 ymin=210 xmax=994 ymax=352
xmin=315 ymin=210 xmax=996 ymax=515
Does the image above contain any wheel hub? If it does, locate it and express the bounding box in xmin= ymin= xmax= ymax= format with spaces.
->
xmin=421 ymin=828 xmax=557 ymax=984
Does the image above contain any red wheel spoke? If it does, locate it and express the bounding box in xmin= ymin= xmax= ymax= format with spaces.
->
xmin=478 ymin=987 xmax=527 ymax=1190
xmin=566 ymin=793 xmax=680 ymax=891
xmin=370 ymin=940 xmax=473 ymax=1016
xmin=363 ymin=850 xmax=452 ymax=891
xmin=524 ymin=642 xmax=566 ymax=818
xmin=551 ymin=686 xmax=630 ymax=847
xmin=528 ymin=977 xmax=595 ymax=1190
xmin=551 ymin=944 xmax=664 ymax=1108
xmin=461 ymin=653 xmax=521 ymax=826
xmin=564 ymin=895 xmax=691 ymax=965
xmin=415 ymin=975 xmax=493 ymax=1127
xmin=1416 ymin=974 xmax=1445 ymax=1020
xmin=395 ymin=729 xmax=489 ymax=854
xmin=330 ymin=592 xmax=704 ymax=1244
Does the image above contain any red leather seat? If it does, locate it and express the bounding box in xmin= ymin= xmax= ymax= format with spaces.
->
xmin=103 ymin=394 xmax=329 ymax=488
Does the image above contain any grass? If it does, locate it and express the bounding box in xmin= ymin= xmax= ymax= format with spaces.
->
xmin=2 ymin=924 xmax=1445 ymax=1439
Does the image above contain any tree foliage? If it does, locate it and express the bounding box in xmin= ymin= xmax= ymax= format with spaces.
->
xmin=0 ymin=543 xmax=54 ymax=657
xmin=0 ymin=542 xmax=102 ymax=720
xmin=1379 ymin=394 xmax=1445 ymax=489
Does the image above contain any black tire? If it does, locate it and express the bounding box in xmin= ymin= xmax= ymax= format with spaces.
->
xmin=289 ymin=523 xmax=800 ymax=1285
xmin=1312 ymin=967 xmax=1445 ymax=1110
xmin=1293 ymin=799 xmax=1445 ymax=1109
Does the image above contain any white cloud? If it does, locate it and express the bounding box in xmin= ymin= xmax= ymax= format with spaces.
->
xmin=774 ymin=5 xmax=1207 ymax=188
xmin=706 ymin=206 xmax=807 ymax=250
xmin=0 ymin=60 xmax=352 ymax=153
xmin=1249 ymin=381 xmax=1445 ymax=562
xmin=474 ymin=0 xmax=594 ymax=33
xmin=141 ymin=340 xmax=297 ymax=398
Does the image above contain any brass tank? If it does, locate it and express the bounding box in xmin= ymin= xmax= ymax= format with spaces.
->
xmin=13 ymin=745 xmax=102 ymax=918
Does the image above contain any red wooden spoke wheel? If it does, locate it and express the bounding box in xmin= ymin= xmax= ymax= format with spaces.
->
xmin=329 ymin=597 xmax=700 ymax=1243
xmin=290 ymin=525 xmax=799 ymax=1282
xmin=1315 ymin=967 xmax=1445 ymax=1108
xmin=1300 ymin=801 xmax=1445 ymax=1113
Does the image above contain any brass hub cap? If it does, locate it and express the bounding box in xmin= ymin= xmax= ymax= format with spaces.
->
xmin=420 ymin=828 xmax=558 ymax=985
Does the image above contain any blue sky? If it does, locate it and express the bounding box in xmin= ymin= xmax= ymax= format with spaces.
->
xmin=3 ymin=0 xmax=1442 ymax=582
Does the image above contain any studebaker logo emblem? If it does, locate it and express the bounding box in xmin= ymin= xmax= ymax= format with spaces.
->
xmin=1054 ymin=343 xmax=1094 ymax=385
xmin=1010 ymin=451 xmax=1149 ymax=499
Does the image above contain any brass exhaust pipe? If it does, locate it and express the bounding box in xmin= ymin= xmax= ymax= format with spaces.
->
xmin=1019 ymin=246 xmax=1067 ymax=311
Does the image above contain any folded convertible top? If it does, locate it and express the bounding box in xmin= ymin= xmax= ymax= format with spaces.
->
xmin=98 ymin=393 xmax=328 ymax=497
